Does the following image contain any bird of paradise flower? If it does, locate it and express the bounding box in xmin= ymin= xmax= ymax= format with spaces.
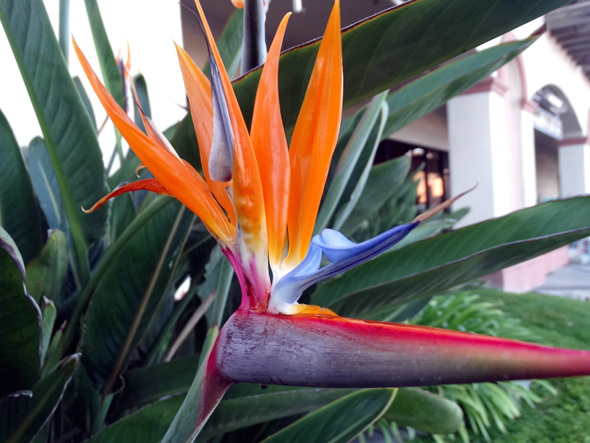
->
xmin=74 ymin=0 xmax=590 ymax=437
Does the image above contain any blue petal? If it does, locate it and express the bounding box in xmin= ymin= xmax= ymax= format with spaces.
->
xmin=208 ymin=55 xmax=234 ymax=182
xmin=272 ymin=221 xmax=419 ymax=307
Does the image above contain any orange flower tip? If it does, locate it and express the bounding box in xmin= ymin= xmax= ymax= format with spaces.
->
xmin=413 ymin=182 xmax=478 ymax=223
xmin=81 ymin=205 xmax=93 ymax=214
xmin=231 ymin=0 xmax=244 ymax=8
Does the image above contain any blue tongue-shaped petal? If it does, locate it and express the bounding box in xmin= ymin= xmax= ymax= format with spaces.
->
xmin=208 ymin=55 xmax=234 ymax=182
xmin=271 ymin=221 xmax=419 ymax=310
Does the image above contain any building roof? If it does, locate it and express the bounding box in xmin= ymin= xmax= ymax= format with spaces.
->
xmin=547 ymin=0 xmax=590 ymax=82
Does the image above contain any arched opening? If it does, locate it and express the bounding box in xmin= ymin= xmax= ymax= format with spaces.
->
xmin=532 ymin=84 xmax=583 ymax=201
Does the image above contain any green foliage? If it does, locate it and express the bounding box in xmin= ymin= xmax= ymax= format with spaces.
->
xmin=0 ymin=0 xmax=587 ymax=442
xmin=0 ymin=227 xmax=41 ymax=397
xmin=408 ymin=293 xmax=558 ymax=442
xmin=412 ymin=290 xmax=590 ymax=442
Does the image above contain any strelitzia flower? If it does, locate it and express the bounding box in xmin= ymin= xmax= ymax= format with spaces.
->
xmin=75 ymin=0 xmax=590 ymax=435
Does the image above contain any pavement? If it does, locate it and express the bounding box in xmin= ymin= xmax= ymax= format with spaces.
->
xmin=533 ymin=262 xmax=590 ymax=301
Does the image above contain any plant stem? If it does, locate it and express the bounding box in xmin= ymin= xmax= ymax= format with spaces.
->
xmin=59 ymin=0 xmax=70 ymax=63
xmin=241 ymin=0 xmax=266 ymax=74
xmin=163 ymin=290 xmax=216 ymax=362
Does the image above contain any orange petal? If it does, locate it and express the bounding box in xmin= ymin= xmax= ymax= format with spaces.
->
xmin=193 ymin=0 xmax=267 ymax=255
xmin=82 ymin=179 xmax=169 ymax=213
xmin=250 ymin=14 xmax=291 ymax=269
xmin=285 ymin=0 xmax=343 ymax=268
xmin=175 ymin=44 xmax=236 ymax=226
xmin=73 ymin=38 xmax=235 ymax=244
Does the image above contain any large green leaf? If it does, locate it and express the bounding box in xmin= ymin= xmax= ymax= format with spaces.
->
xmin=312 ymin=197 xmax=590 ymax=319
xmin=315 ymin=92 xmax=388 ymax=233
xmin=25 ymin=230 xmax=67 ymax=305
xmin=90 ymin=395 xmax=184 ymax=443
xmin=0 ymin=0 xmax=109 ymax=283
xmin=262 ymin=389 xmax=396 ymax=443
xmin=82 ymin=200 xmax=193 ymax=392
xmin=117 ymin=356 xmax=199 ymax=410
xmin=384 ymin=388 xmax=463 ymax=435
xmin=339 ymin=157 xmax=410 ymax=236
xmin=0 ymin=227 xmax=41 ymax=397
xmin=73 ymin=76 xmax=97 ymax=128
xmin=96 ymin=383 xmax=355 ymax=443
xmin=200 ymin=386 xmax=354 ymax=441
xmin=0 ymin=354 xmax=79 ymax=443
xmin=172 ymin=0 xmax=569 ymax=149
xmin=83 ymin=0 xmax=125 ymax=162
xmin=380 ymin=37 xmax=537 ymax=139
xmin=83 ymin=0 xmax=124 ymax=108
xmin=0 ymin=110 xmax=44 ymax=264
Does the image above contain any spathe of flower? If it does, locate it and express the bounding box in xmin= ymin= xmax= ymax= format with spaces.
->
xmin=76 ymin=0 xmax=590 ymax=437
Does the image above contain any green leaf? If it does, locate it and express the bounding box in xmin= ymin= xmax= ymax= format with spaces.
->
xmin=63 ymin=196 xmax=170 ymax=349
xmin=315 ymin=92 xmax=388 ymax=233
xmin=0 ymin=227 xmax=41 ymax=397
xmin=25 ymin=230 xmax=67 ymax=305
xmin=40 ymin=298 xmax=56 ymax=362
xmin=0 ymin=354 xmax=79 ymax=443
xmin=109 ymin=382 xmax=353 ymax=442
xmin=83 ymin=0 xmax=125 ymax=163
xmin=200 ymin=0 xmax=569 ymax=137
xmin=384 ymin=388 xmax=463 ymax=435
xmin=0 ymin=110 xmax=44 ymax=264
xmin=200 ymin=386 xmax=355 ymax=440
xmin=90 ymin=395 xmax=184 ymax=443
xmin=339 ymin=157 xmax=410 ymax=236
xmin=262 ymin=389 xmax=396 ymax=443
xmin=117 ymin=356 xmax=199 ymax=411
xmin=0 ymin=0 xmax=109 ymax=284
xmin=381 ymin=37 xmax=537 ymax=139
xmin=133 ymin=74 xmax=152 ymax=132
xmin=42 ymin=327 xmax=63 ymax=377
xmin=312 ymin=197 xmax=590 ymax=319
xmin=83 ymin=0 xmax=125 ymax=108
xmin=27 ymin=138 xmax=69 ymax=236
xmin=73 ymin=76 xmax=97 ymax=129
xmin=333 ymin=100 xmax=389 ymax=231
xmin=82 ymin=201 xmax=193 ymax=392
xmin=390 ymin=218 xmax=456 ymax=252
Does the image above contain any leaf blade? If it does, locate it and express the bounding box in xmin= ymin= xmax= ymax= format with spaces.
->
xmin=312 ymin=197 xmax=590 ymax=318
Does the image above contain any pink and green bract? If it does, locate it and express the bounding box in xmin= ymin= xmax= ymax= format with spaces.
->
xmin=75 ymin=0 xmax=590 ymax=431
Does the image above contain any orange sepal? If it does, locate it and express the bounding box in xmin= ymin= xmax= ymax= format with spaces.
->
xmin=73 ymin=38 xmax=235 ymax=244
xmin=193 ymin=0 xmax=267 ymax=254
xmin=82 ymin=179 xmax=169 ymax=213
xmin=250 ymin=14 xmax=290 ymax=269
xmin=175 ymin=44 xmax=236 ymax=226
xmin=285 ymin=0 xmax=342 ymax=268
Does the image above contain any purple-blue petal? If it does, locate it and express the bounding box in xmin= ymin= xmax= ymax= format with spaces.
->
xmin=273 ymin=221 xmax=419 ymax=306
xmin=208 ymin=55 xmax=234 ymax=182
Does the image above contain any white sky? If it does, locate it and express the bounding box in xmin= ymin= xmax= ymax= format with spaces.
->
xmin=0 ymin=1 xmax=186 ymax=170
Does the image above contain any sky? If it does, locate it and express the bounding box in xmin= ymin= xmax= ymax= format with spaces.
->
xmin=0 ymin=1 xmax=186 ymax=171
